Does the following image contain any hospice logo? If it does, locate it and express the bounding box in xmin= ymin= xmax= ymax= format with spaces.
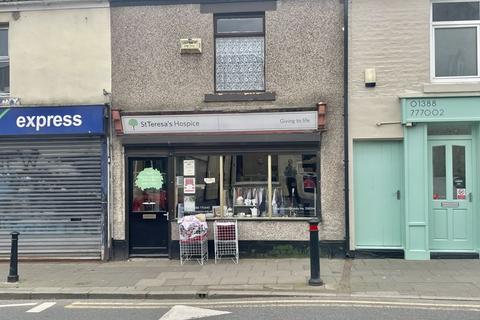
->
xmin=15 ymin=114 xmax=83 ymax=131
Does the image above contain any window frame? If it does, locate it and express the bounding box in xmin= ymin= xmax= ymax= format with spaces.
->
xmin=173 ymin=151 xmax=321 ymax=220
xmin=0 ymin=25 xmax=9 ymax=96
xmin=431 ymin=1 xmax=480 ymax=82
xmin=213 ymin=12 xmax=266 ymax=93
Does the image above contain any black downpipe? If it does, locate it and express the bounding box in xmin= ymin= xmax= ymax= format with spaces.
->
xmin=343 ymin=0 xmax=351 ymax=256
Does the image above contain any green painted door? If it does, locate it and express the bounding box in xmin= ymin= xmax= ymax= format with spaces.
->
xmin=429 ymin=140 xmax=474 ymax=251
xmin=354 ymin=141 xmax=403 ymax=248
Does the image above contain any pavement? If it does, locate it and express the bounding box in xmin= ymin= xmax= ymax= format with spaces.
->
xmin=0 ymin=258 xmax=480 ymax=301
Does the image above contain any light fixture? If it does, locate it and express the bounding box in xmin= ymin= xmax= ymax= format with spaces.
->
xmin=180 ymin=38 xmax=202 ymax=54
xmin=364 ymin=68 xmax=376 ymax=88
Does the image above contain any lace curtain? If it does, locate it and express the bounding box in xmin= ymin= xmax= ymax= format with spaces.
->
xmin=215 ymin=37 xmax=265 ymax=92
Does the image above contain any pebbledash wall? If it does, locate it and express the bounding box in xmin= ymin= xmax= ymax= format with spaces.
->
xmin=109 ymin=0 xmax=345 ymax=259
xmin=349 ymin=0 xmax=480 ymax=259
xmin=0 ymin=0 xmax=111 ymax=259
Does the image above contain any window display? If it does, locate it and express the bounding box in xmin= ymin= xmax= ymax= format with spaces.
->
xmin=176 ymin=156 xmax=221 ymax=218
xmin=273 ymin=154 xmax=317 ymax=217
xmin=175 ymin=152 xmax=318 ymax=219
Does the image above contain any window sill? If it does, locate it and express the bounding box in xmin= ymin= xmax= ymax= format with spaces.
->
xmin=204 ymin=91 xmax=276 ymax=102
xmin=175 ymin=216 xmax=316 ymax=222
xmin=424 ymin=82 xmax=480 ymax=94
xmin=212 ymin=216 xmax=315 ymax=221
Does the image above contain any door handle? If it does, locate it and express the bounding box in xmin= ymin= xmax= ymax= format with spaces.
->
xmin=396 ymin=190 xmax=401 ymax=200
xmin=469 ymin=193 xmax=473 ymax=202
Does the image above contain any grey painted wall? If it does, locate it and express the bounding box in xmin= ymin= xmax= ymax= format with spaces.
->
xmin=111 ymin=0 xmax=344 ymax=241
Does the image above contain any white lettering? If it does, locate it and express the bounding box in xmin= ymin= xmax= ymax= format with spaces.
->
xmin=63 ymin=115 xmax=72 ymax=127
xmin=26 ymin=116 xmax=36 ymax=128
xmin=47 ymin=115 xmax=55 ymax=127
xmin=16 ymin=116 xmax=26 ymax=128
xmin=72 ymin=115 xmax=82 ymax=126
xmin=35 ymin=116 xmax=47 ymax=131
xmin=15 ymin=113 xmax=84 ymax=131
xmin=53 ymin=115 xmax=63 ymax=127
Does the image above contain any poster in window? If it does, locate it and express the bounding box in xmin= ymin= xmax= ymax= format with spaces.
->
xmin=184 ymin=195 xmax=196 ymax=212
xmin=183 ymin=160 xmax=195 ymax=176
xmin=184 ymin=177 xmax=196 ymax=194
xmin=457 ymin=188 xmax=466 ymax=200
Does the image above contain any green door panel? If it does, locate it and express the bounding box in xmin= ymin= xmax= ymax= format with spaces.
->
xmin=354 ymin=141 xmax=403 ymax=248
xmin=453 ymin=210 xmax=468 ymax=240
xmin=432 ymin=210 xmax=448 ymax=240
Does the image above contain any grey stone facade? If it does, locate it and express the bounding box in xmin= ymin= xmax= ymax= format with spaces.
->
xmin=110 ymin=0 xmax=345 ymax=249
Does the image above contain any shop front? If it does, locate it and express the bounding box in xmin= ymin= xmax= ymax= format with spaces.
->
xmin=402 ymin=96 xmax=480 ymax=260
xmin=0 ymin=105 xmax=107 ymax=259
xmin=117 ymin=108 xmax=325 ymax=258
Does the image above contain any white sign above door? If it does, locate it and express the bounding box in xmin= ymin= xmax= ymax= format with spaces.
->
xmin=122 ymin=111 xmax=318 ymax=134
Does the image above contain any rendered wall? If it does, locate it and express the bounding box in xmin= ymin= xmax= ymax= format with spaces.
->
xmin=0 ymin=6 xmax=111 ymax=105
xmin=111 ymin=0 xmax=345 ymax=241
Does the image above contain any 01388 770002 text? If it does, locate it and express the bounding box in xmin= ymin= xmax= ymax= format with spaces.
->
xmin=409 ymin=99 xmax=445 ymax=117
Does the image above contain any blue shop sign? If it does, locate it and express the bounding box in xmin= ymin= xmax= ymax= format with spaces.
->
xmin=0 ymin=105 xmax=105 ymax=135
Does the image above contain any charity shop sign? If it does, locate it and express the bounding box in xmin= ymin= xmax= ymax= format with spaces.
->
xmin=122 ymin=111 xmax=318 ymax=134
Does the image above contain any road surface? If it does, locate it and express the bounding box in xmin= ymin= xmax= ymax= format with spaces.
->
xmin=1 ymin=297 xmax=480 ymax=320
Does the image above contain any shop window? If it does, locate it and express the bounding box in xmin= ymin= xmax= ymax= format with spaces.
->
xmin=223 ymin=154 xmax=272 ymax=217
xmin=427 ymin=122 xmax=472 ymax=135
xmin=176 ymin=156 xmax=221 ymax=218
xmin=273 ymin=154 xmax=318 ymax=217
xmin=176 ymin=152 xmax=318 ymax=219
xmin=214 ymin=13 xmax=265 ymax=92
xmin=234 ymin=153 xmax=275 ymax=182
xmin=0 ymin=26 xmax=9 ymax=95
xmin=432 ymin=1 xmax=480 ymax=80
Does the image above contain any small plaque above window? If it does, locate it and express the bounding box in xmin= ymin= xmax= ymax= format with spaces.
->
xmin=180 ymin=38 xmax=202 ymax=54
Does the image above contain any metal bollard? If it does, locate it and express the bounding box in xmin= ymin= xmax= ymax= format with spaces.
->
xmin=308 ymin=218 xmax=323 ymax=286
xmin=7 ymin=231 xmax=19 ymax=283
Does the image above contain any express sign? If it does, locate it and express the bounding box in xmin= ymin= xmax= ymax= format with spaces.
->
xmin=0 ymin=105 xmax=105 ymax=135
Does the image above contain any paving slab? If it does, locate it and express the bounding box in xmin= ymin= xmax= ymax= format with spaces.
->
xmin=163 ymin=278 xmax=195 ymax=286
xmin=135 ymin=279 xmax=166 ymax=288
xmin=247 ymin=276 xmax=278 ymax=285
xmin=219 ymin=277 xmax=251 ymax=285
xmin=191 ymin=277 xmax=222 ymax=286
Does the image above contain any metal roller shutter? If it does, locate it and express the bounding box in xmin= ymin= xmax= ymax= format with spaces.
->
xmin=0 ymin=136 xmax=104 ymax=259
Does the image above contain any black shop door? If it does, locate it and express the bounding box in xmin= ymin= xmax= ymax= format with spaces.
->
xmin=129 ymin=158 xmax=169 ymax=257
